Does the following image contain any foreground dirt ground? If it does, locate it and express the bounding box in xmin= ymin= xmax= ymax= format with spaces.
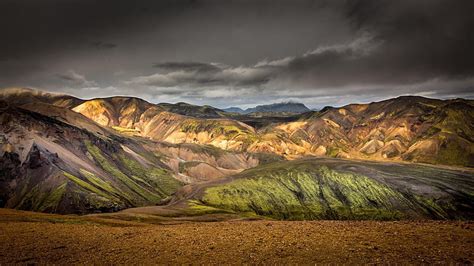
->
xmin=0 ymin=209 xmax=472 ymax=264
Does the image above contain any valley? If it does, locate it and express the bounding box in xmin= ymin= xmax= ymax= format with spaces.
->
xmin=2 ymin=1 xmax=473 ymax=264
xmin=1 ymin=88 xmax=473 ymax=218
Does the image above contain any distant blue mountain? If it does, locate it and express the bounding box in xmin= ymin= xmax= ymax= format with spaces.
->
xmin=222 ymin=107 xmax=245 ymax=113
xmin=223 ymin=102 xmax=310 ymax=114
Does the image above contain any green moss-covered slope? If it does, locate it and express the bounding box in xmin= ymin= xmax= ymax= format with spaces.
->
xmin=197 ymin=159 xmax=474 ymax=220
xmin=84 ymin=140 xmax=182 ymax=206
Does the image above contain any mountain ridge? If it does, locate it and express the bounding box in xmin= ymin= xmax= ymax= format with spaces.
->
xmin=2 ymin=87 xmax=473 ymax=167
xmin=1 ymin=88 xmax=473 ymax=216
xmin=0 ymin=98 xmax=274 ymax=213
xmin=223 ymin=101 xmax=310 ymax=114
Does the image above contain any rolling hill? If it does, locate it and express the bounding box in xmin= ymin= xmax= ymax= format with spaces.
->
xmin=0 ymin=97 xmax=272 ymax=213
xmin=167 ymin=158 xmax=474 ymax=220
xmin=69 ymin=92 xmax=474 ymax=167
xmin=1 ymin=88 xmax=473 ymax=217
xmin=4 ymin=88 xmax=472 ymax=167
xmin=248 ymin=96 xmax=474 ymax=166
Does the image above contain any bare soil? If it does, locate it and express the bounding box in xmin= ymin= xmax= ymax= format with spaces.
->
xmin=0 ymin=208 xmax=472 ymax=264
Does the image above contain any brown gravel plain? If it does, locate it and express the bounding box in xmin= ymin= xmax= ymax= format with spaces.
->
xmin=0 ymin=208 xmax=473 ymax=265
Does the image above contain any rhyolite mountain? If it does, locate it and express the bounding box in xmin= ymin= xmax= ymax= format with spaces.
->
xmin=0 ymin=88 xmax=473 ymax=217
xmin=0 ymin=89 xmax=274 ymax=213
xmin=25 ymin=88 xmax=471 ymax=167
xmin=223 ymin=101 xmax=310 ymax=114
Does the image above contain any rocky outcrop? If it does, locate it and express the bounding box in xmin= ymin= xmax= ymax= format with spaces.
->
xmin=0 ymin=105 xmax=183 ymax=214
xmin=25 ymin=91 xmax=474 ymax=167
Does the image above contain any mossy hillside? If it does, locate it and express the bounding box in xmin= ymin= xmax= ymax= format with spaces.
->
xmin=79 ymin=169 xmax=121 ymax=196
xmin=409 ymin=103 xmax=474 ymax=167
xmin=435 ymin=103 xmax=474 ymax=137
xmin=184 ymin=200 xmax=233 ymax=216
xmin=201 ymin=165 xmax=409 ymax=220
xmin=364 ymin=161 xmax=474 ymax=217
xmin=39 ymin=183 xmax=67 ymax=212
xmin=84 ymin=140 xmax=169 ymax=204
xmin=16 ymin=182 xmax=67 ymax=213
xmin=250 ymin=152 xmax=284 ymax=165
xmin=64 ymin=172 xmax=114 ymax=200
xmin=15 ymin=172 xmax=120 ymax=214
xmin=118 ymin=154 xmax=182 ymax=197
xmin=63 ymin=171 xmax=134 ymax=212
xmin=435 ymin=134 xmax=472 ymax=166
xmin=67 ymin=186 xmax=123 ymax=213
xmin=412 ymin=196 xmax=453 ymax=219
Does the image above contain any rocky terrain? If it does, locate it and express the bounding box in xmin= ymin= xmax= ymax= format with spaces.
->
xmin=191 ymin=158 xmax=474 ymax=220
xmin=117 ymin=158 xmax=474 ymax=221
xmin=6 ymin=88 xmax=473 ymax=166
xmin=0 ymin=88 xmax=473 ymax=216
xmin=0 ymin=103 xmax=182 ymax=213
xmin=0 ymin=208 xmax=472 ymax=264
xmin=0 ymin=91 xmax=272 ymax=213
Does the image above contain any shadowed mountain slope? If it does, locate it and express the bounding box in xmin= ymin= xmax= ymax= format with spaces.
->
xmin=224 ymin=102 xmax=310 ymax=114
xmin=0 ymin=88 xmax=83 ymax=108
xmin=0 ymin=99 xmax=275 ymax=213
xmin=157 ymin=102 xmax=226 ymax=118
xmin=170 ymin=158 xmax=474 ymax=220
xmin=72 ymin=94 xmax=474 ymax=167
xmin=0 ymin=104 xmax=183 ymax=213
xmin=251 ymin=96 xmax=474 ymax=167
xmin=1 ymin=88 xmax=474 ymax=216
xmin=72 ymin=98 xmax=260 ymax=152
xmin=2 ymin=89 xmax=472 ymax=167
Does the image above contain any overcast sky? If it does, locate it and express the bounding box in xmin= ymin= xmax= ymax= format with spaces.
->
xmin=1 ymin=0 xmax=473 ymax=109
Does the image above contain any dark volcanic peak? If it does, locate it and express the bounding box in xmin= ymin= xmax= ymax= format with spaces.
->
xmin=222 ymin=107 xmax=245 ymax=113
xmin=224 ymin=101 xmax=310 ymax=114
xmin=0 ymin=87 xmax=83 ymax=108
xmin=157 ymin=102 xmax=225 ymax=118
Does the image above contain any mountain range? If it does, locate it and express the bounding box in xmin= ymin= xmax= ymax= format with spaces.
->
xmin=0 ymin=88 xmax=473 ymax=218
xmin=223 ymin=102 xmax=310 ymax=114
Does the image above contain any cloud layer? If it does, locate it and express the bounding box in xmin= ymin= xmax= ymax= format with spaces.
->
xmin=124 ymin=29 xmax=473 ymax=107
xmin=57 ymin=70 xmax=97 ymax=87
xmin=0 ymin=0 xmax=473 ymax=108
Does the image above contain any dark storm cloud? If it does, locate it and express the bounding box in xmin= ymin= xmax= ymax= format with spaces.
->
xmin=343 ymin=0 xmax=474 ymax=77
xmin=130 ymin=62 xmax=274 ymax=87
xmin=152 ymin=62 xmax=221 ymax=73
xmin=0 ymin=0 xmax=193 ymax=61
xmin=91 ymin=42 xmax=117 ymax=50
xmin=129 ymin=33 xmax=375 ymax=89
xmin=276 ymin=0 xmax=474 ymax=91
xmin=130 ymin=0 xmax=474 ymax=102
xmin=56 ymin=70 xmax=97 ymax=87
xmin=1 ymin=0 xmax=473 ymax=108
